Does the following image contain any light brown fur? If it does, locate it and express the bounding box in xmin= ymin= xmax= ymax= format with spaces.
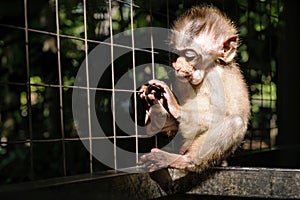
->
xmin=138 ymin=5 xmax=250 ymax=173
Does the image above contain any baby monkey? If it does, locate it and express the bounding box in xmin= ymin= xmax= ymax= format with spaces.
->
xmin=138 ymin=5 xmax=250 ymax=173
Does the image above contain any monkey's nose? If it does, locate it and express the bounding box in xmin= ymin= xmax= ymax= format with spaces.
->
xmin=175 ymin=56 xmax=187 ymax=65
xmin=173 ymin=58 xmax=195 ymax=74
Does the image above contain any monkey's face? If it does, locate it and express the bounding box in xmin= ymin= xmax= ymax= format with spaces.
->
xmin=172 ymin=51 xmax=205 ymax=85
xmin=171 ymin=31 xmax=217 ymax=86
xmin=171 ymin=27 xmax=238 ymax=86
xmin=170 ymin=6 xmax=239 ymax=86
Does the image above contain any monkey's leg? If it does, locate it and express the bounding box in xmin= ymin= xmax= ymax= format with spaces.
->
xmin=181 ymin=114 xmax=246 ymax=172
xmin=139 ymin=115 xmax=246 ymax=172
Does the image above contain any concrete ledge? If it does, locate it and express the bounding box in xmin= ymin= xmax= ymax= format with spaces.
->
xmin=188 ymin=167 xmax=300 ymax=199
xmin=0 ymin=167 xmax=299 ymax=199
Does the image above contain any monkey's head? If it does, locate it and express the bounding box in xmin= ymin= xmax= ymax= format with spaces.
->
xmin=171 ymin=5 xmax=239 ymax=85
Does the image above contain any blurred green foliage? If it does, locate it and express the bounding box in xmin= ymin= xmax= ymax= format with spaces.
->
xmin=0 ymin=0 xmax=284 ymax=184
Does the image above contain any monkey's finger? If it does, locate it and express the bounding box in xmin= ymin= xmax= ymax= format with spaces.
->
xmin=150 ymin=148 xmax=161 ymax=153
xmin=137 ymin=90 xmax=146 ymax=99
xmin=148 ymin=161 xmax=169 ymax=172
xmin=137 ymin=155 xmax=152 ymax=165
xmin=138 ymin=152 xmax=161 ymax=163
xmin=137 ymin=159 xmax=156 ymax=171
xmin=148 ymin=79 xmax=168 ymax=89
xmin=147 ymin=94 xmax=156 ymax=100
xmin=137 ymin=85 xmax=149 ymax=99
xmin=138 ymin=160 xmax=162 ymax=172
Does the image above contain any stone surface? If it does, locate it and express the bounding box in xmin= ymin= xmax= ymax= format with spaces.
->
xmin=0 ymin=167 xmax=299 ymax=199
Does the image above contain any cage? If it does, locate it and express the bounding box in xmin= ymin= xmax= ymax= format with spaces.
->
xmin=0 ymin=0 xmax=299 ymax=199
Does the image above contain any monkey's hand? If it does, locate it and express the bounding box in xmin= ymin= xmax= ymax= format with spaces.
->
xmin=138 ymin=84 xmax=178 ymax=136
xmin=148 ymin=80 xmax=181 ymax=119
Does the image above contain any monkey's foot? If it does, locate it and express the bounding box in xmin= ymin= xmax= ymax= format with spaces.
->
xmin=139 ymin=148 xmax=198 ymax=173
xmin=138 ymin=148 xmax=174 ymax=172
xmin=138 ymin=148 xmax=196 ymax=172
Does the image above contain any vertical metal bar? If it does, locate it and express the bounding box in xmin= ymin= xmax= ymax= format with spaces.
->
xmin=246 ymin=0 xmax=253 ymax=151
xmin=129 ymin=0 xmax=139 ymax=164
xmin=83 ymin=0 xmax=93 ymax=174
xmin=267 ymin=0 xmax=273 ymax=149
xmin=108 ymin=0 xmax=117 ymax=170
xmin=149 ymin=9 xmax=155 ymax=81
xmin=259 ymin=1 xmax=264 ymax=150
xmin=166 ymin=0 xmax=174 ymax=151
xmin=55 ymin=0 xmax=67 ymax=176
xmin=148 ymin=3 xmax=158 ymax=148
xmin=24 ymin=0 xmax=34 ymax=180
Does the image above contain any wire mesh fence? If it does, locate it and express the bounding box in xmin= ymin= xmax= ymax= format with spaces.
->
xmin=0 ymin=0 xmax=283 ymax=184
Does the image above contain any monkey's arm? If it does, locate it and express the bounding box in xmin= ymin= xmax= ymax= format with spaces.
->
xmin=145 ymin=103 xmax=178 ymax=136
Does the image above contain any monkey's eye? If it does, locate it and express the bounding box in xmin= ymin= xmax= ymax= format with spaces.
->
xmin=183 ymin=50 xmax=197 ymax=61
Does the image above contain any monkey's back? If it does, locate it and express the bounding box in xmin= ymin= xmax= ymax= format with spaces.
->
xmin=221 ymin=63 xmax=251 ymax=125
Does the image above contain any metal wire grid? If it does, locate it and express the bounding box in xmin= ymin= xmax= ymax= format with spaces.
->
xmin=239 ymin=0 xmax=280 ymax=151
xmin=0 ymin=0 xmax=167 ymax=182
xmin=0 ymin=0 xmax=281 ymax=183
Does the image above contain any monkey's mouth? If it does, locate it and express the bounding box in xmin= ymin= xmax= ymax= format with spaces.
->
xmin=172 ymin=57 xmax=204 ymax=85
xmin=175 ymin=71 xmax=192 ymax=82
xmin=175 ymin=70 xmax=204 ymax=85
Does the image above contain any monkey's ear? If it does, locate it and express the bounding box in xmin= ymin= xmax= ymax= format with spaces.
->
xmin=219 ymin=35 xmax=238 ymax=63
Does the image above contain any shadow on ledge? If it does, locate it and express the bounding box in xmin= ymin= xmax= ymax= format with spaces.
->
xmin=0 ymin=165 xmax=299 ymax=200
